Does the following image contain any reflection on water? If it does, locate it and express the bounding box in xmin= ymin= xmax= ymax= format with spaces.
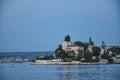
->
xmin=0 ymin=63 xmax=120 ymax=80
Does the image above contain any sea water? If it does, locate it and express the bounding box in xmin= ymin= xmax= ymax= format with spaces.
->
xmin=0 ymin=63 xmax=120 ymax=80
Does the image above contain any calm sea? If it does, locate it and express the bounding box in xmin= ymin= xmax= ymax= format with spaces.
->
xmin=0 ymin=63 xmax=120 ymax=80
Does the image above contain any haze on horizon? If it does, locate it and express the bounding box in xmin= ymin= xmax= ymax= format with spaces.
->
xmin=0 ymin=0 xmax=120 ymax=52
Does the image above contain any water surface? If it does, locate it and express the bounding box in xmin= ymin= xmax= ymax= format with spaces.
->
xmin=0 ymin=63 xmax=120 ymax=80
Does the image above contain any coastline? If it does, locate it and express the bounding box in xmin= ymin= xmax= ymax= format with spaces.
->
xmin=31 ymin=60 xmax=109 ymax=65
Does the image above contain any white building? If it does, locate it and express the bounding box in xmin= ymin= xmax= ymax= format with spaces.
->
xmin=62 ymin=41 xmax=84 ymax=56
xmin=62 ymin=41 xmax=72 ymax=50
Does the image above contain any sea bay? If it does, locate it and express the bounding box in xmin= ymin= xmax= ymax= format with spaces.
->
xmin=0 ymin=63 xmax=120 ymax=80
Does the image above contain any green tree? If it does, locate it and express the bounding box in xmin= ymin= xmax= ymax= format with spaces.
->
xmin=74 ymin=41 xmax=83 ymax=46
xmin=48 ymin=55 xmax=54 ymax=60
xmin=108 ymin=46 xmax=120 ymax=55
xmin=56 ymin=44 xmax=62 ymax=51
xmin=101 ymin=53 xmax=109 ymax=59
xmin=74 ymin=41 xmax=88 ymax=50
xmin=72 ymin=52 xmax=83 ymax=61
xmin=111 ymin=53 xmax=116 ymax=57
xmin=101 ymin=53 xmax=113 ymax=63
xmin=55 ymin=44 xmax=64 ymax=58
xmin=44 ymin=55 xmax=49 ymax=60
xmin=84 ymin=50 xmax=92 ymax=61
xmin=92 ymin=46 xmax=101 ymax=57
xmin=59 ymin=53 xmax=68 ymax=59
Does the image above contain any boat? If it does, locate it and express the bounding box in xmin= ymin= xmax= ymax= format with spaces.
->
xmin=15 ymin=56 xmax=23 ymax=63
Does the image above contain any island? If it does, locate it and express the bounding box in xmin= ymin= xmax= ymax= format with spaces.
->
xmin=32 ymin=35 xmax=120 ymax=65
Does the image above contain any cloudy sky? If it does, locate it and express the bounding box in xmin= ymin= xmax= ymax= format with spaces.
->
xmin=0 ymin=0 xmax=120 ymax=52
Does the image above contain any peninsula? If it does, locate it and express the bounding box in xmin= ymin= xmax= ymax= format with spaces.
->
xmin=32 ymin=35 xmax=120 ymax=65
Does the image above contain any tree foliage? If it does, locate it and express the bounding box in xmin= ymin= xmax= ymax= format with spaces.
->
xmin=59 ymin=53 xmax=68 ymax=59
xmin=73 ymin=53 xmax=83 ymax=61
xmin=74 ymin=41 xmax=88 ymax=50
xmin=92 ymin=46 xmax=101 ymax=56
xmin=101 ymin=53 xmax=109 ymax=59
xmin=108 ymin=46 xmax=120 ymax=54
xmin=56 ymin=44 xmax=62 ymax=51
xmin=84 ymin=50 xmax=92 ymax=61
xmin=101 ymin=53 xmax=113 ymax=63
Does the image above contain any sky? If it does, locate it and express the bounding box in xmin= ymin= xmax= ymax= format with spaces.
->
xmin=0 ymin=0 xmax=120 ymax=52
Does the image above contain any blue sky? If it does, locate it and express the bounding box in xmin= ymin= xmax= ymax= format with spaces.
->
xmin=0 ymin=0 xmax=120 ymax=52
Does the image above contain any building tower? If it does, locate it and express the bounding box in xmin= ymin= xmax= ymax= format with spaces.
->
xmin=62 ymin=35 xmax=72 ymax=50
xmin=89 ymin=37 xmax=94 ymax=46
